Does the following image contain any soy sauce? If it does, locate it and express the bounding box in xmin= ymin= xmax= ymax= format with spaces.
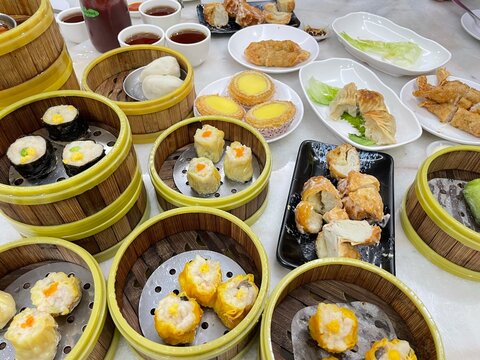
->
xmin=125 ymin=32 xmax=160 ymax=45
xmin=170 ymin=30 xmax=206 ymax=44
xmin=62 ymin=12 xmax=84 ymax=23
xmin=145 ymin=5 xmax=176 ymax=16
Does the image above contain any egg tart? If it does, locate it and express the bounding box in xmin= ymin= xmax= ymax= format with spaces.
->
xmin=195 ymin=95 xmax=245 ymax=120
xmin=228 ymin=71 xmax=275 ymax=106
xmin=245 ymin=100 xmax=296 ymax=138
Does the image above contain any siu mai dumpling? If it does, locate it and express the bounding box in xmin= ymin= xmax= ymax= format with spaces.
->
xmin=224 ymin=141 xmax=253 ymax=183
xmin=329 ymin=82 xmax=357 ymax=120
xmin=187 ymin=157 xmax=221 ymax=195
xmin=363 ymin=110 xmax=396 ymax=145
xmin=194 ymin=124 xmax=225 ymax=163
xmin=0 ymin=290 xmax=16 ymax=329
xmin=365 ymin=338 xmax=417 ymax=360
xmin=5 ymin=308 xmax=60 ymax=360
xmin=357 ymin=89 xmax=388 ymax=114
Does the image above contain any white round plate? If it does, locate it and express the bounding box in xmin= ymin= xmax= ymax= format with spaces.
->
xmin=461 ymin=9 xmax=480 ymax=41
xmin=299 ymin=58 xmax=422 ymax=151
xmin=194 ymin=73 xmax=304 ymax=143
xmin=227 ymin=24 xmax=319 ymax=74
xmin=400 ymin=75 xmax=480 ymax=145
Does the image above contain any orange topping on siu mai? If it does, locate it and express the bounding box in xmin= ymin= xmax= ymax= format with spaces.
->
xmin=202 ymin=130 xmax=212 ymax=138
xmin=43 ymin=282 xmax=59 ymax=297
xmin=234 ymin=147 xmax=244 ymax=158
xmin=196 ymin=163 xmax=206 ymax=172
xmin=21 ymin=315 xmax=35 ymax=328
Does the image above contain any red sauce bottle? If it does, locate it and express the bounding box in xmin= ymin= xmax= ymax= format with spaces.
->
xmin=80 ymin=0 xmax=132 ymax=53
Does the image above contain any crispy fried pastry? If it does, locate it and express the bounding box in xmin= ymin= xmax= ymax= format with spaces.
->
xmin=326 ymin=143 xmax=360 ymax=180
xmin=244 ymin=40 xmax=310 ymax=67
xmin=223 ymin=0 xmax=244 ymax=18
xmin=203 ymin=3 xmax=229 ymax=28
xmin=235 ymin=2 xmax=264 ymax=27
xmin=263 ymin=3 xmax=291 ymax=24
xmin=357 ymin=89 xmax=388 ymax=114
xmin=450 ymin=108 xmax=480 ymax=137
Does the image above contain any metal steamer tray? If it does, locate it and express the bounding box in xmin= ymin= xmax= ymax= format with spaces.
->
xmin=138 ymin=250 xmax=246 ymax=345
xmin=8 ymin=125 xmax=116 ymax=187
xmin=173 ymin=143 xmax=261 ymax=199
xmin=0 ymin=262 xmax=95 ymax=360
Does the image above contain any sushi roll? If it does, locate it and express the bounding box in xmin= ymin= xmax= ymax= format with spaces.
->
xmin=30 ymin=272 xmax=82 ymax=316
xmin=178 ymin=255 xmax=222 ymax=308
xmin=213 ymin=274 xmax=258 ymax=329
xmin=308 ymin=303 xmax=358 ymax=353
xmin=154 ymin=292 xmax=203 ymax=345
xmin=42 ymin=105 xmax=88 ymax=141
xmin=0 ymin=290 xmax=16 ymax=329
xmin=62 ymin=140 xmax=105 ymax=177
xmin=224 ymin=141 xmax=253 ymax=183
xmin=187 ymin=157 xmax=221 ymax=195
xmin=6 ymin=135 xmax=56 ymax=180
xmin=194 ymin=124 xmax=225 ymax=163
xmin=4 ymin=308 xmax=60 ymax=360
xmin=365 ymin=338 xmax=417 ymax=360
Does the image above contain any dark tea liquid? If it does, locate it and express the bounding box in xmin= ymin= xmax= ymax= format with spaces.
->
xmin=62 ymin=12 xmax=84 ymax=23
xmin=170 ymin=30 xmax=206 ymax=44
xmin=145 ymin=6 xmax=176 ymax=16
xmin=125 ymin=32 xmax=160 ymax=45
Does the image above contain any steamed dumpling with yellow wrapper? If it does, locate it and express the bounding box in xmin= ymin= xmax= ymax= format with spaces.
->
xmin=31 ymin=272 xmax=82 ymax=316
xmin=365 ymin=338 xmax=417 ymax=360
xmin=0 ymin=290 xmax=16 ymax=329
xmin=179 ymin=255 xmax=222 ymax=308
xmin=187 ymin=157 xmax=221 ymax=195
xmin=4 ymin=308 xmax=60 ymax=360
xmin=224 ymin=141 xmax=253 ymax=183
xmin=213 ymin=274 xmax=258 ymax=329
xmin=154 ymin=292 xmax=203 ymax=345
xmin=194 ymin=124 xmax=225 ymax=163
xmin=308 ymin=303 xmax=358 ymax=353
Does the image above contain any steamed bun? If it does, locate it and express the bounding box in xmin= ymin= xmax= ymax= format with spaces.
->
xmin=140 ymin=56 xmax=181 ymax=81
xmin=142 ymin=75 xmax=184 ymax=100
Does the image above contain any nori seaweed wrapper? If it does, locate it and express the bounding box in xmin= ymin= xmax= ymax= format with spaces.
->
xmin=464 ymin=178 xmax=480 ymax=225
xmin=12 ymin=138 xmax=56 ymax=180
xmin=64 ymin=148 xmax=105 ymax=177
xmin=43 ymin=113 xmax=88 ymax=141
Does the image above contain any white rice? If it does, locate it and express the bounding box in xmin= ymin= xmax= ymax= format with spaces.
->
xmin=62 ymin=140 xmax=104 ymax=167
xmin=6 ymin=136 xmax=46 ymax=165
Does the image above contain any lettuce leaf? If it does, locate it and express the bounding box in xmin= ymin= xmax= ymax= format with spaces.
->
xmin=340 ymin=32 xmax=422 ymax=67
xmin=306 ymin=77 xmax=339 ymax=105
xmin=341 ymin=113 xmax=365 ymax=135
xmin=348 ymin=134 xmax=376 ymax=146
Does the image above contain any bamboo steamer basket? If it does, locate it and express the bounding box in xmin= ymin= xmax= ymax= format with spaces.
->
xmin=149 ymin=116 xmax=271 ymax=225
xmin=0 ymin=91 xmax=148 ymax=261
xmin=107 ymin=206 xmax=269 ymax=360
xmin=0 ymin=237 xmax=119 ymax=359
xmin=260 ymin=259 xmax=444 ymax=359
xmin=0 ymin=0 xmax=79 ymax=108
xmin=82 ymin=45 xmax=195 ymax=144
xmin=401 ymin=145 xmax=480 ymax=281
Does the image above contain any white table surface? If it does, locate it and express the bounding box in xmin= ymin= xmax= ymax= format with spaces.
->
xmin=2 ymin=0 xmax=480 ymax=359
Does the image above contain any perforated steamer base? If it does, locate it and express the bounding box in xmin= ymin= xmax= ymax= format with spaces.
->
xmin=138 ymin=250 xmax=246 ymax=345
xmin=0 ymin=262 xmax=95 ymax=360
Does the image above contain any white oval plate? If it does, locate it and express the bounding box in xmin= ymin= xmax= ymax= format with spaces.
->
xmin=299 ymin=58 xmax=422 ymax=151
xmin=331 ymin=12 xmax=451 ymax=77
xmin=400 ymin=75 xmax=480 ymax=145
xmin=194 ymin=73 xmax=304 ymax=143
xmin=461 ymin=9 xmax=480 ymax=41
xmin=227 ymin=24 xmax=319 ymax=74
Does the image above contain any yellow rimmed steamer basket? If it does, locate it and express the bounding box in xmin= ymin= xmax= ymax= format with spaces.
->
xmin=401 ymin=145 xmax=480 ymax=281
xmin=82 ymin=45 xmax=195 ymax=144
xmin=107 ymin=206 xmax=269 ymax=360
xmin=0 ymin=0 xmax=79 ymax=109
xmin=260 ymin=259 xmax=444 ymax=359
xmin=0 ymin=237 xmax=119 ymax=359
xmin=149 ymin=116 xmax=272 ymax=225
xmin=0 ymin=91 xmax=148 ymax=262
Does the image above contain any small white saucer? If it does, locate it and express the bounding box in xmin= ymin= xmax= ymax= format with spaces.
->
xmin=461 ymin=9 xmax=480 ymax=41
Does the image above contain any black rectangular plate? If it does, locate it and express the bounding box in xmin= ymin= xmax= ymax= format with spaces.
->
xmin=276 ymin=140 xmax=396 ymax=274
xmin=196 ymin=1 xmax=301 ymax=35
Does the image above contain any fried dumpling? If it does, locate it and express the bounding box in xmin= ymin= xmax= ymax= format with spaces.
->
xmin=420 ymin=101 xmax=457 ymax=123
xmin=301 ymin=176 xmax=342 ymax=215
xmin=363 ymin=110 xmax=396 ymax=145
xmin=329 ymin=82 xmax=358 ymax=120
xmin=337 ymin=171 xmax=380 ymax=196
xmin=322 ymin=207 xmax=349 ymax=223
xmin=450 ymin=108 xmax=480 ymax=137
xmin=244 ymin=40 xmax=310 ymax=67
xmin=357 ymin=89 xmax=388 ymax=114
xmin=343 ymin=187 xmax=384 ymax=222
xmin=322 ymin=219 xmax=381 ymax=246
xmin=316 ymin=231 xmax=360 ymax=259
xmin=326 ymin=143 xmax=360 ymax=179
xmin=295 ymin=200 xmax=323 ymax=234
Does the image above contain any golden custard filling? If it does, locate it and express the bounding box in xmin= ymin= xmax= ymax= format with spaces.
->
xmin=252 ymin=102 xmax=288 ymax=119
xmin=204 ymin=96 xmax=241 ymax=114
xmin=237 ymin=73 xmax=268 ymax=95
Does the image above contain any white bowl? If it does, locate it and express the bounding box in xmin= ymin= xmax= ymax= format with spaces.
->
xmin=331 ymin=12 xmax=451 ymax=76
xmin=139 ymin=0 xmax=181 ymax=31
xmin=56 ymin=7 xmax=89 ymax=43
xmin=298 ymin=58 xmax=422 ymax=151
xmin=228 ymin=24 xmax=319 ymax=74
xmin=165 ymin=23 xmax=211 ymax=67
xmin=118 ymin=24 xmax=165 ymax=47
